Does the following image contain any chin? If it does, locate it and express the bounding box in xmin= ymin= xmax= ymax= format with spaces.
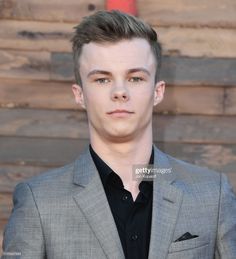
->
xmin=104 ymin=128 xmax=137 ymax=142
xmin=107 ymin=135 xmax=134 ymax=143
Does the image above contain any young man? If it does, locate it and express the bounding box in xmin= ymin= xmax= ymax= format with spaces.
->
xmin=2 ymin=10 xmax=236 ymax=259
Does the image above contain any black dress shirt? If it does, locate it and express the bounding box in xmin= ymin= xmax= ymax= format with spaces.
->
xmin=89 ymin=145 xmax=154 ymax=259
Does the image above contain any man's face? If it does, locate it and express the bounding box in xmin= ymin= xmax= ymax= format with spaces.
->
xmin=72 ymin=38 xmax=165 ymax=142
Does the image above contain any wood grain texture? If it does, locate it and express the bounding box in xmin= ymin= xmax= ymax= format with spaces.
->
xmin=157 ymin=27 xmax=236 ymax=58
xmin=0 ymin=221 xmax=6 ymax=255
xmin=0 ymin=136 xmax=235 ymax=174
xmin=0 ymin=193 xmax=12 ymax=221
xmin=225 ymin=87 xmax=236 ymax=115
xmin=0 ymin=50 xmax=50 ymax=80
xmin=0 ymin=108 xmax=236 ymax=144
xmin=160 ymin=56 xmax=236 ymax=86
xmin=156 ymin=142 xmax=236 ymax=175
xmin=0 ymin=78 xmax=230 ymax=115
xmin=158 ymin=85 xmax=224 ymax=115
xmin=138 ymin=0 xmax=236 ymax=28
xmin=0 ymin=196 xmax=11 ymax=255
xmin=0 ymin=20 xmax=72 ymax=52
xmin=227 ymin=172 xmax=236 ymax=192
xmin=0 ymin=136 xmax=89 ymax=167
xmin=51 ymin=52 xmax=73 ymax=81
xmin=0 ymin=240 xmax=1 ymax=256
xmin=0 ymin=221 xmax=5 ymax=229
xmin=0 ymin=230 xmax=2 ymax=256
xmin=0 ymin=0 xmax=104 ymax=22
xmin=0 ymin=165 xmax=49 ymax=193
xmin=0 ymin=79 xmax=75 ymax=110
xmin=152 ymin=114 xmax=236 ymax=144
xmin=0 ymin=0 xmax=235 ymax=28
xmin=1 ymin=20 xmax=236 ymax=58
xmin=0 ymin=109 xmax=88 ymax=139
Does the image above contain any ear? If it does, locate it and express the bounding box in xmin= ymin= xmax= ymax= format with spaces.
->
xmin=72 ymin=84 xmax=86 ymax=109
xmin=153 ymin=81 xmax=165 ymax=106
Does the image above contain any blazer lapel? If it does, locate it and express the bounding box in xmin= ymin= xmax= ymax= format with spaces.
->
xmin=72 ymin=147 xmax=125 ymax=259
xmin=148 ymin=147 xmax=184 ymax=259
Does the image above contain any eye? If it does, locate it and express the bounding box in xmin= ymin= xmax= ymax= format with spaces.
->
xmin=95 ymin=78 xmax=110 ymax=84
xmin=129 ymin=77 xmax=144 ymax=83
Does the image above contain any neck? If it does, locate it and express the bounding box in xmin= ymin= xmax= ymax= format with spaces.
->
xmin=90 ymin=124 xmax=153 ymax=188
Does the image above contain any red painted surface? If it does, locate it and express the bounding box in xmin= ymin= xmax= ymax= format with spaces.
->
xmin=106 ymin=0 xmax=137 ymax=15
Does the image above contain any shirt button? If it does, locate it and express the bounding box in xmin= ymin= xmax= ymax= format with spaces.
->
xmin=131 ymin=234 xmax=138 ymax=241
xmin=122 ymin=195 xmax=128 ymax=201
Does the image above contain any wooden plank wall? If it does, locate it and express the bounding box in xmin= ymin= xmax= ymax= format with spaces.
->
xmin=0 ymin=0 xmax=236 ymax=251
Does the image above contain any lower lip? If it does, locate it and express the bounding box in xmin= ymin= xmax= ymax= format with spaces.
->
xmin=107 ymin=112 xmax=133 ymax=118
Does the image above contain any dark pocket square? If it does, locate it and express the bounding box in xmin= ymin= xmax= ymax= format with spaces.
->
xmin=174 ymin=232 xmax=199 ymax=242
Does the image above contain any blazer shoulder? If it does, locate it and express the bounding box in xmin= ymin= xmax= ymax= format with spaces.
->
xmin=21 ymin=161 xmax=76 ymax=191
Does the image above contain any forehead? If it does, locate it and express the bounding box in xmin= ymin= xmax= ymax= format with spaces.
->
xmin=79 ymin=38 xmax=156 ymax=73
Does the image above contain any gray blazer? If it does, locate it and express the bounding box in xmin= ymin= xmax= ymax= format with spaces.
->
xmin=2 ymin=146 xmax=236 ymax=259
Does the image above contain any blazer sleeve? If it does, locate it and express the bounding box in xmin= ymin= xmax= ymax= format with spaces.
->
xmin=215 ymin=173 xmax=236 ymax=259
xmin=1 ymin=182 xmax=45 ymax=259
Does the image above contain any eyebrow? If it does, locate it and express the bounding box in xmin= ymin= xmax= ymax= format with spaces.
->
xmin=87 ymin=68 xmax=151 ymax=78
xmin=87 ymin=70 xmax=111 ymax=78
xmin=128 ymin=68 xmax=151 ymax=76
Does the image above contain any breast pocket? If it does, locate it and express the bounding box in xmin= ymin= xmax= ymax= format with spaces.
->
xmin=168 ymin=235 xmax=209 ymax=253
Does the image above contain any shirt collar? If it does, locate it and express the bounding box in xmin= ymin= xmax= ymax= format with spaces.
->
xmin=89 ymin=144 xmax=154 ymax=187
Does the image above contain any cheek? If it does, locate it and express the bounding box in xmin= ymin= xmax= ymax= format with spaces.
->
xmin=83 ymin=90 xmax=99 ymax=107
xmin=84 ymin=92 xmax=106 ymax=116
xmin=133 ymin=88 xmax=154 ymax=103
xmin=84 ymin=87 xmax=109 ymax=100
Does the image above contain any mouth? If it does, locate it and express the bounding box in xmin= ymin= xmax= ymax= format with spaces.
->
xmin=107 ymin=109 xmax=134 ymax=114
xmin=107 ymin=109 xmax=134 ymax=117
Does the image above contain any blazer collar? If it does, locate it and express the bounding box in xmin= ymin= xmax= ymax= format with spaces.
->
xmin=73 ymin=146 xmax=96 ymax=186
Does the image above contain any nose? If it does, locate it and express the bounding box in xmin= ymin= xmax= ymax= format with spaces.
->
xmin=111 ymin=84 xmax=130 ymax=102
